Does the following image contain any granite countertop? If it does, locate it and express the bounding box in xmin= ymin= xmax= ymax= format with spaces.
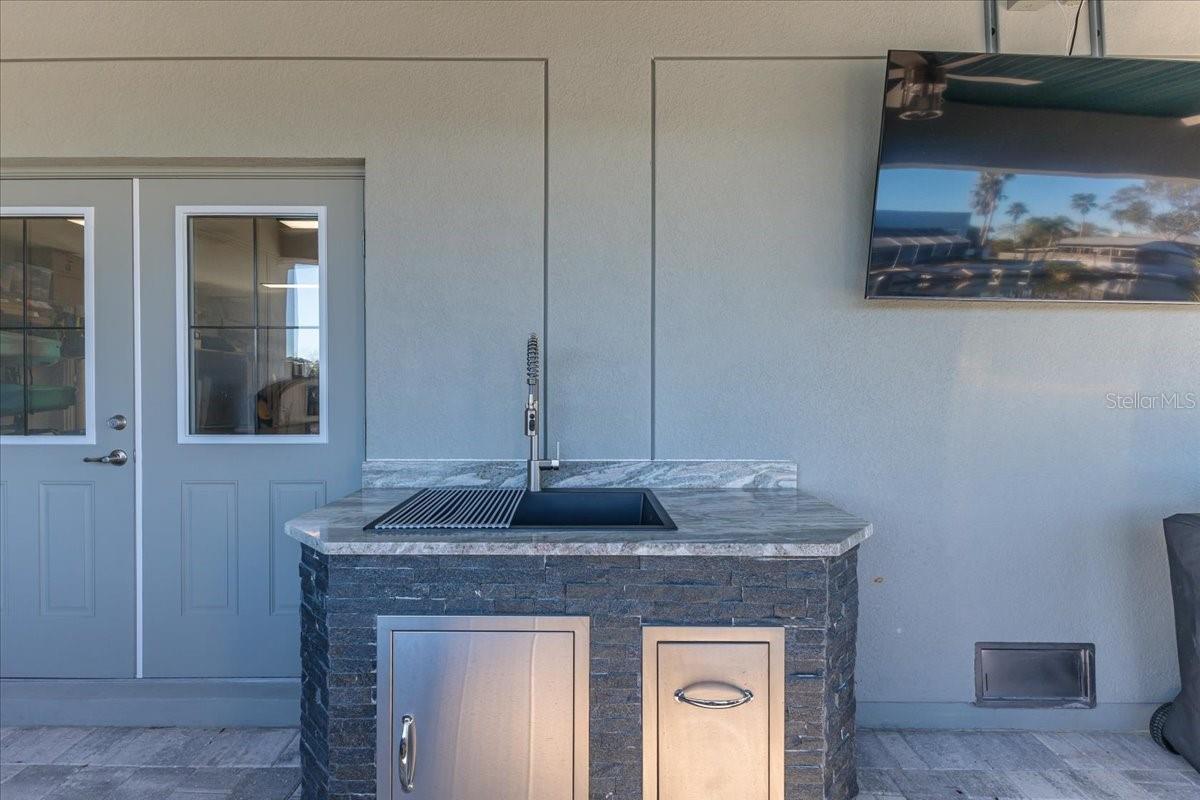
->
xmin=284 ymin=487 xmax=873 ymax=558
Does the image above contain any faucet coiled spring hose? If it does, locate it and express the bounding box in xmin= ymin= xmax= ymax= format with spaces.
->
xmin=526 ymin=333 xmax=540 ymax=386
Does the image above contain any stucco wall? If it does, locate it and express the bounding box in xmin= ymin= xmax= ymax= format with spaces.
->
xmin=2 ymin=0 xmax=1198 ymax=728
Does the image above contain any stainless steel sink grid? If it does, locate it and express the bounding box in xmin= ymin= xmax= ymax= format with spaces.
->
xmin=367 ymin=488 xmax=525 ymax=530
xmin=366 ymin=487 xmax=676 ymax=531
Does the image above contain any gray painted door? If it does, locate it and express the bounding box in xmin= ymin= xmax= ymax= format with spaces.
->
xmin=0 ymin=179 xmax=136 ymax=677
xmin=138 ymin=178 xmax=363 ymax=677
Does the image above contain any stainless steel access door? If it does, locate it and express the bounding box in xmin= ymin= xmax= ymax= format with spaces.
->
xmin=377 ymin=616 xmax=590 ymax=800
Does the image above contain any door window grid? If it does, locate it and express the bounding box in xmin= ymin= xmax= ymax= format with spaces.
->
xmin=184 ymin=213 xmax=323 ymax=438
xmin=0 ymin=215 xmax=90 ymax=438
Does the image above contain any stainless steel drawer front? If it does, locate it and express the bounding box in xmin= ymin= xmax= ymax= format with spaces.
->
xmin=643 ymin=627 xmax=784 ymax=800
xmin=659 ymin=642 xmax=771 ymax=799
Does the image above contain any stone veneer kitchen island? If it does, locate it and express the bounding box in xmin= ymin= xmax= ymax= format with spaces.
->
xmin=285 ymin=461 xmax=872 ymax=800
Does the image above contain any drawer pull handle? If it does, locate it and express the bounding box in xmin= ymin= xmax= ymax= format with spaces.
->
xmin=398 ymin=714 xmax=416 ymax=792
xmin=674 ymin=684 xmax=754 ymax=709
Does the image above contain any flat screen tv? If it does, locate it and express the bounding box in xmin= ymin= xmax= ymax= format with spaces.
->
xmin=866 ymin=50 xmax=1200 ymax=303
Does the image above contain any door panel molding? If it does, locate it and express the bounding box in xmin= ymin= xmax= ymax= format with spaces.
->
xmin=180 ymin=480 xmax=239 ymax=615
xmin=37 ymin=481 xmax=96 ymax=616
xmin=268 ymin=480 xmax=325 ymax=616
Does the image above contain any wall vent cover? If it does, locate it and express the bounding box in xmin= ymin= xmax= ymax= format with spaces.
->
xmin=975 ymin=642 xmax=1096 ymax=708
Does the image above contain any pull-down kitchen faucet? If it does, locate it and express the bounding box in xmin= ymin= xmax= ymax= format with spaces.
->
xmin=524 ymin=333 xmax=559 ymax=491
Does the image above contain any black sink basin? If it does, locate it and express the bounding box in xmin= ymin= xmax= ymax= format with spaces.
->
xmin=510 ymin=488 xmax=675 ymax=530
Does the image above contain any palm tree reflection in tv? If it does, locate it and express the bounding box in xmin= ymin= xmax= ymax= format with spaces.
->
xmin=970 ymin=172 xmax=1013 ymax=253
xmin=869 ymin=172 xmax=1200 ymax=302
xmin=1070 ymin=193 xmax=1099 ymax=236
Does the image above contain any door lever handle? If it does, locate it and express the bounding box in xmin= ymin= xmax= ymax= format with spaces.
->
xmin=398 ymin=714 xmax=416 ymax=792
xmin=83 ymin=449 xmax=128 ymax=466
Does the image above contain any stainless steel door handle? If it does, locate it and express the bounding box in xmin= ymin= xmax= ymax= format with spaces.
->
xmin=82 ymin=449 xmax=128 ymax=466
xmin=674 ymin=684 xmax=754 ymax=709
xmin=398 ymin=714 xmax=416 ymax=792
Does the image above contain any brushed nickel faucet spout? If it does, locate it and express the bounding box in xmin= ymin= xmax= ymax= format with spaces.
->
xmin=523 ymin=333 xmax=559 ymax=491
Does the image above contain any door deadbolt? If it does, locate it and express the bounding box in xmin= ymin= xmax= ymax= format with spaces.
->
xmin=107 ymin=414 xmax=128 ymax=431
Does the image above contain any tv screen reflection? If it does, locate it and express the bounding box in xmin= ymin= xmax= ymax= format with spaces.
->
xmin=866 ymin=51 xmax=1200 ymax=304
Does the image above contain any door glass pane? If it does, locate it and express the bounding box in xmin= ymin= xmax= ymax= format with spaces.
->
xmin=25 ymin=217 xmax=85 ymax=327
xmin=186 ymin=214 xmax=321 ymax=437
xmin=257 ymin=327 xmax=319 ymax=435
xmin=257 ymin=217 xmax=319 ymax=328
xmin=0 ymin=329 xmax=24 ymax=434
xmin=0 ymin=216 xmax=88 ymax=436
xmin=25 ymin=329 xmax=86 ymax=435
xmin=191 ymin=327 xmax=255 ymax=435
xmin=1 ymin=218 xmax=23 ymax=327
xmin=190 ymin=217 xmax=255 ymax=326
